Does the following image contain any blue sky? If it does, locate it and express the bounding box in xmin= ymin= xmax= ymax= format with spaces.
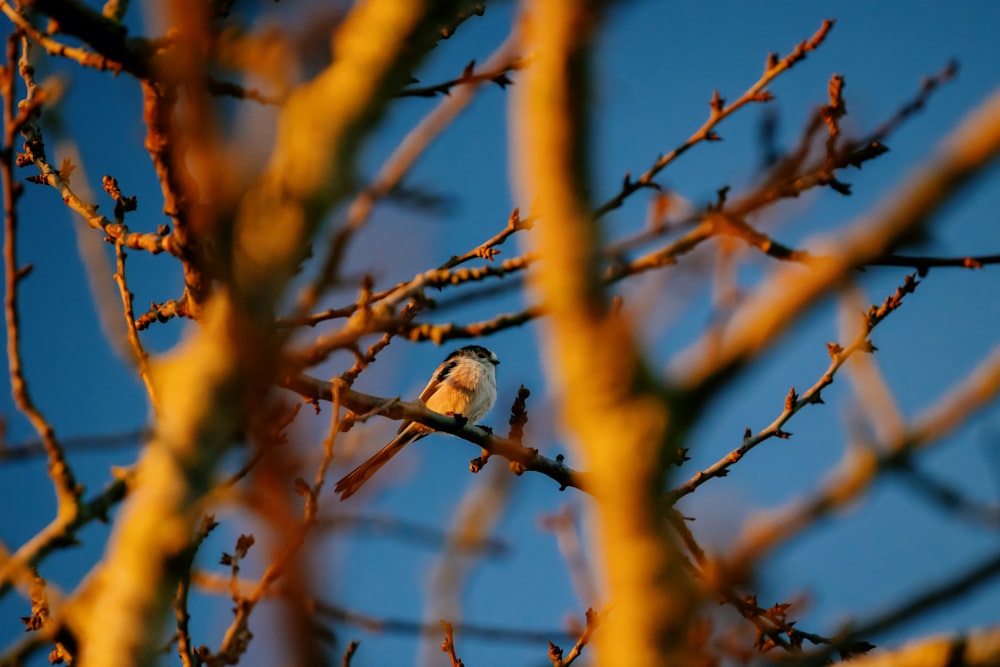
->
xmin=2 ymin=2 xmax=1000 ymax=665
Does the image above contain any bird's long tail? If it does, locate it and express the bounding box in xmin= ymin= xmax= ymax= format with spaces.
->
xmin=335 ymin=429 xmax=419 ymax=500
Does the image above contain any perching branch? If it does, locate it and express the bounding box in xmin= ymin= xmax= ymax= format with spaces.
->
xmin=281 ymin=373 xmax=588 ymax=493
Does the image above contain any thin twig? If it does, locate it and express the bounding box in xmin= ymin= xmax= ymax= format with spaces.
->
xmin=135 ymin=295 xmax=191 ymax=330
xmin=341 ymin=640 xmax=360 ymax=667
xmin=440 ymin=621 xmax=464 ymax=667
xmin=398 ymin=57 xmax=525 ymax=98
xmin=114 ymin=242 xmax=157 ymax=407
xmin=801 ymin=547 xmax=1000 ymax=665
xmin=206 ymin=76 xmax=283 ymax=105
xmin=894 ymin=462 xmax=1000 ymax=527
xmin=592 ymin=19 xmax=834 ymax=219
xmin=0 ymin=476 xmax=129 ymax=599
xmin=295 ymin=30 xmax=523 ymax=319
xmin=669 ymin=275 xmax=920 ymax=502
xmin=173 ymin=515 xmax=219 ymax=667
xmin=305 ymin=599 xmax=574 ymax=644
xmin=0 ymin=1 xmax=126 ymax=73
xmin=2 ymin=33 xmax=79 ymax=514
xmin=548 ymin=608 xmax=600 ymax=667
xmin=0 ymin=428 xmax=149 ymax=462
xmin=732 ymin=344 xmax=1000 ymax=565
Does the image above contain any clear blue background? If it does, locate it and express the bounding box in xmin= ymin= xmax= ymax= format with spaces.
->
xmin=1 ymin=1 xmax=1000 ymax=665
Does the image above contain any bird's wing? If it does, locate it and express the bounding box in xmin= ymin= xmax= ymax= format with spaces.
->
xmin=394 ymin=358 xmax=458 ymax=434
xmin=419 ymin=358 xmax=458 ymax=402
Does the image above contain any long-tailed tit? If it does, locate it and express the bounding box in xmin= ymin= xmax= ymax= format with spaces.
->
xmin=335 ymin=345 xmax=500 ymax=500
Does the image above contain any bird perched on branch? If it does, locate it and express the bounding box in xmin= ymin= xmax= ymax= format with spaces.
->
xmin=335 ymin=345 xmax=500 ymax=500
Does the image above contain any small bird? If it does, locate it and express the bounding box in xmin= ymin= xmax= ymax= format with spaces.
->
xmin=335 ymin=345 xmax=500 ymax=500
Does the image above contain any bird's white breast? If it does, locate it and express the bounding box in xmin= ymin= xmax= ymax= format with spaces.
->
xmin=425 ymin=357 xmax=496 ymax=423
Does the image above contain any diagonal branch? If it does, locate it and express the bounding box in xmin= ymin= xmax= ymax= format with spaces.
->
xmin=677 ymin=86 xmax=1000 ymax=402
xmin=670 ymin=275 xmax=920 ymax=502
xmin=593 ymin=19 xmax=834 ymax=219
xmin=732 ymin=343 xmax=1000 ymax=566
xmin=281 ymin=373 xmax=588 ymax=493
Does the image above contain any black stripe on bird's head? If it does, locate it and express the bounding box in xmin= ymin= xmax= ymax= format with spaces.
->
xmin=449 ymin=345 xmax=499 ymax=366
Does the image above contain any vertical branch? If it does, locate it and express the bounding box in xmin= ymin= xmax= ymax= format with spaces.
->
xmin=140 ymin=78 xmax=207 ymax=315
xmin=513 ymin=2 xmax=697 ymax=664
xmin=144 ymin=0 xmax=231 ymax=317
xmin=2 ymin=34 xmax=79 ymax=516
xmin=113 ymin=242 xmax=157 ymax=408
xmin=74 ymin=3 xmax=475 ymax=665
xmin=173 ymin=514 xmax=218 ymax=667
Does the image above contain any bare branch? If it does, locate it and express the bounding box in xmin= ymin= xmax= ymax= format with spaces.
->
xmin=733 ymin=344 xmax=1000 ymax=566
xmin=282 ymin=373 xmax=588 ymax=493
